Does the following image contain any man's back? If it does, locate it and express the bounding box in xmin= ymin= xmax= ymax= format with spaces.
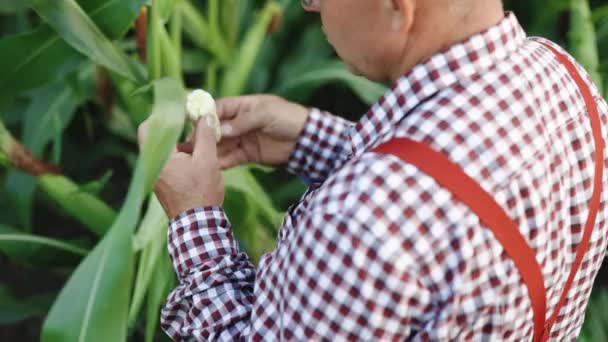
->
xmin=159 ymin=13 xmax=608 ymax=341
xmin=281 ymin=14 xmax=608 ymax=340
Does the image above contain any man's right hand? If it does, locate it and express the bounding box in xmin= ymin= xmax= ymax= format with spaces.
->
xmin=213 ymin=95 xmax=309 ymax=169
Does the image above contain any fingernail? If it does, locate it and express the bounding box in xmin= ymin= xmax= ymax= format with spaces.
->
xmin=221 ymin=124 xmax=233 ymax=136
xmin=205 ymin=115 xmax=215 ymax=128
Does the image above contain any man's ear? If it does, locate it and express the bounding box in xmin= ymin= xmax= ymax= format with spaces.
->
xmin=387 ymin=0 xmax=415 ymax=33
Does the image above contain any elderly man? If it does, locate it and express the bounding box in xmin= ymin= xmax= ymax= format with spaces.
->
xmin=139 ymin=0 xmax=608 ymax=340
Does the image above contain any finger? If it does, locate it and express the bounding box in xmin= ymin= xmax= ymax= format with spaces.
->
xmin=216 ymin=96 xmax=252 ymax=120
xmin=218 ymin=148 xmax=249 ymax=170
xmin=219 ymin=108 xmax=265 ymax=139
xmin=217 ymin=137 xmax=240 ymax=156
xmin=177 ymin=141 xmax=194 ymax=154
xmin=192 ymin=116 xmax=218 ymax=160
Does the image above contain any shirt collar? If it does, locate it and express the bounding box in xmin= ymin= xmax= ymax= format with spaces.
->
xmin=349 ymin=12 xmax=527 ymax=156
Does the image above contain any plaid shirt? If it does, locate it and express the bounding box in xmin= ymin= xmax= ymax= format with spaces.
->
xmin=161 ymin=13 xmax=608 ymax=341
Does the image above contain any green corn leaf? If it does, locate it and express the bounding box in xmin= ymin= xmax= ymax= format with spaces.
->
xmin=0 ymin=28 xmax=81 ymax=106
xmin=41 ymin=78 xmax=185 ymax=342
xmin=148 ymin=2 xmax=163 ymax=81
xmin=221 ymin=1 xmax=281 ymax=97
xmin=156 ymin=0 xmax=177 ymax=22
xmin=0 ymin=0 xmax=26 ymax=14
xmin=4 ymin=173 xmax=37 ymax=232
xmin=5 ymin=80 xmax=79 ymax=231
xmin=591 ymin=5 xmax=608 ymax=23
xmin=132 ymin=195 xmax=168 ymax=251
xmin=170 ymin=1 xmax=183 ymax=77
xmin=27 ymin=0 xmax=145 ymax=83
xmin=180 ymin=0 xmax=230 ymax=64
xmin=129 ymin=237 xmax=165 ymax=327
xmin=276 ymin=25 xmax=335 ymax=81
xmin=109 ymin=71 xmax=153 ymax=126
xmin=129 ymin=199 xmax=167 ymax=326
xmin=145 ymin=253 xmax=174 ymax=342
xmin=221 ymin=0 xmax=240 ymax=49
xmin=79 ymin=170 xmax=114 ymax=196
xmin=78 ymin=0 xmax=147 ymax=40
xmin=158 ymin=16 xmax=183 ymax=82
xmin=0 ymin=227 xmax=88 ymax=257
xmin=273 ymin=60 xmax=388 ymax=105
xmin=0 ymin=0 xmax=146 ymax=105
xmin=569 ymin=0 xmax=603 ymax=93
xmin=0 ymin=224 xmax=88 ymax=266
xmin=37 ymin=175 xmax=117 ymax=237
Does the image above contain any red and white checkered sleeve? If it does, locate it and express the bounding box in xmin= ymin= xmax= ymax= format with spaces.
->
xmin=160 ymin=207 xmax=255 ymax=341
xmin=286 ymin=108 xmax=355 ymax=183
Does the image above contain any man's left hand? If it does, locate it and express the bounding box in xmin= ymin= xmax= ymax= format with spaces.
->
xmin=138 ymin=117 xmax=225 ymax=219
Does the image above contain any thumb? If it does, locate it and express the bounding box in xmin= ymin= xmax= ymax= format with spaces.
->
xmin=193 ymin=116 xmax=218 ymax=160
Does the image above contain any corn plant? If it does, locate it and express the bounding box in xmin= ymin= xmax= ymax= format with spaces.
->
xmin=0 ymin=0 xmax=606 ymax=341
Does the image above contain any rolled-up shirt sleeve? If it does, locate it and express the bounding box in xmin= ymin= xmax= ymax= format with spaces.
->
xmin=286 ymin=108 xmax=355 ymax=183
xmin=161 ymin=207 xmax=256 ymax=341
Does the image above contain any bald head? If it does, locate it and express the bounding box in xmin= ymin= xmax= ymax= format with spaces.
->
xmin=303 ymin=0 xmax=504 ymax=82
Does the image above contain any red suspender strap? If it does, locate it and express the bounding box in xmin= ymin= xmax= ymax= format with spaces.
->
xmin=372 ymin=139 xmax=548 ymax=341
xmin=538 ymin=42 xmax=604 ymax=340
xmin=372 ymin=42 xmax=604 ymax=342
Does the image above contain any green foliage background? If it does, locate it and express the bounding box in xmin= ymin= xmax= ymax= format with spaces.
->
xmin=0 ymin=0 xmax=606 ymax=341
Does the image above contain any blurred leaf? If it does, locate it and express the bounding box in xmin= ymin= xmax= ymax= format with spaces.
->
xmin=0 ymin=98 xmax=29 ymax=126
xmin=277 ymin=24 xmax=334 ymax=81
xmin=273 ymin=60 xmax=387 ymax=105
xmin=221 ymin=0 xmax=240 ymax=49
xmin=79 ymin=170 xmax=114 ymax=196
xmin=109 ymin=71 xmax=153 ymax=126
xmin=106 ymin=106 xmax=138 ymax=142
xmin=132 ymin=195 xmax=167 ymax=251
xmin=41 ymin=78 xmax=185 ymax=342
xmin=0 ymin=224 xmax=88 ymax=257
xmin=5 ymin=173 xmax=37 ymax=232
xmin=0 ymin=0 xmax=146 ymax=104
xmin=180 ymin=0 xmax=229 ymax=63
xmin=592 ymin=5 xmax=608 ymax=22
xmin=0 ymin=0 xmax=25 ymax=14
xmin=0 ymin=224 xmax=87 ymax=269
xmin=22 ymin=81 xmax=79 ymax=153
xmin=569 ymin=0 xmax=603 ymax=92
xmin=145 ymin=253 xmax=173 ymax=342
xmin=0 ymin=285 xmax=55 ymax=325
xmin=37 ymin=175 xmax=117 ymax=236
xmin=78 ymin=0 xmax=146 ymax=40
xmin=156 ymin=0 xmax=176 ymax=22
xmin=5 ymin=80 xmax=79 ymax=231
xmin=129 ymin=207 xmax=166 ymax=327
xmin=270 ymin=178 xmax=307 ymax=209
xmin=181 ymin=49 xmax=210 ymax=73
xmin=221 ymin=1 xmax=281 ymax=96
xmin=27 ymin=0 xmax=145 ymax=83
xmin=0 ymin=28 xmax=82 ymax=106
